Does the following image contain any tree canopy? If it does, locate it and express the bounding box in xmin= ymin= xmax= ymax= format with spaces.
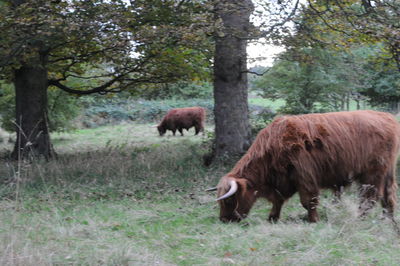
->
xmin=301 ymin=0 xmax=400 ymax=70
xmin=0 ymin=0 xmax=214 ymax=159
xmin=0 ymin=0 xmax=212 ymax=94
xmin=251 ymin=0 xmax=400 ymax=113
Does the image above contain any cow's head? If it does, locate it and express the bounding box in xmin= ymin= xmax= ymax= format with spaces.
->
xmin=157 ymin=125 xmax=166 ymax=136
xmin=209 ymin=176 xmax=257 ymax=222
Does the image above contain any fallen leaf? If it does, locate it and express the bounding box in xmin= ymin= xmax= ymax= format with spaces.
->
xmin=224 ymin=252 xmax=232 ymax=257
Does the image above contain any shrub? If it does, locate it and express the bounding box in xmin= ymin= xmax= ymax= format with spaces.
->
xmin=78 ymin=96 xmax=276 ymax=131
xmin=79 ymin=97 xmax=215 ymax=128
xmin=138 ymin=81 xmax=213 ymax=100
xmin=249 ymin=106 xmax=276 ymax=138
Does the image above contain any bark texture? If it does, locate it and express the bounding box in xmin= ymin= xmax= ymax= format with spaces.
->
xmin=213 ymin=0 xmax=254 ymax=159
xmin=11 ymin=65 xmax=54 ymax=160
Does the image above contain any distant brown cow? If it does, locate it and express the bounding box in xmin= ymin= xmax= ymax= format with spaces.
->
xmin=207 ymin=110 xmax=400 ymax=223
xmin=157 ymin=107 xmax=205 ymax=136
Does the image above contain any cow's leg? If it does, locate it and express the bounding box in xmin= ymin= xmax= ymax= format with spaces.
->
xmin=268 ymin=198 xmax=284 ymax=222
xmin=194 ymin=125 xmax=200 ymax=135
xmin=381 ymin=171 xmax=397 ymax=218
xmin=172 ymin=129 xmax=176 ymax=136
xmin=359 ymin=160 xmax=393 ymax=217
xmin=358 ymin=183 xmax=380 ymax=217
xmin=178 ymin=128 xmax=184 ymax=136
xmin=298 ymin=188 xmax=320 ymax=223
xmin=378 ymin=166 xmax=397 ymax=218
xmin=358 ymin=173 xmax=385 ymax=217
xmin=332 ymin=186 xmax=343 ymax=204
xmin=358 ymin=167 xmax=388 ymax=217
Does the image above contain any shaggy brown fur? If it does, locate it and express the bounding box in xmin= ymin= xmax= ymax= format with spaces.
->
xmin=215 ymin=110 xmax=400 ymax=223
xmin=157 ymin=107 xmax=205 ymax=136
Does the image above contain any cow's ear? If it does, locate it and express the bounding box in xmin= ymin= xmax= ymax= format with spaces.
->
xmin=236 ymin=178 xmax=250 ymax=196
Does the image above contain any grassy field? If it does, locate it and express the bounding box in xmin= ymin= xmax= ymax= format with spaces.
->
xmin=1 ymin=122 xmax=400 ymax=265
xmin=248 ymin=98 xmax=285 ymax=110
xmin=248 ymin=95 xmax=371 ymax=112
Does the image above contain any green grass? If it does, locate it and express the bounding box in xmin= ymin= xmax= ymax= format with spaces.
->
xmin=52 ymin=122 xmax=198 ymax=152
xmin=248 ymin=98 xmax=285 ymax=110
xmin=248 ymin=96 xmax=371 ymax=112
xmin=1 ymin=123 xmax=400 ymax=265
xmin=0 ymin=122 xmax=212 ymax=154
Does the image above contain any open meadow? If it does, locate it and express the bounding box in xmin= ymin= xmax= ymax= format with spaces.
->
xmin=1 ymin=122 xmax=400 ymax=265
xmin=2 ymin=0 xmax=400 ymax=264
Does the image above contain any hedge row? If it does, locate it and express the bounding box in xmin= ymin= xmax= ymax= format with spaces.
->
xmin=80 ymin=98 xmax=275 ymax=129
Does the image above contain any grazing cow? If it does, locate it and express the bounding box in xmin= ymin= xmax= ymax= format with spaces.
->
xmin=157 ymin=107 xmax=205 ymax=136
xmin=208 ymin=110 xmax=400 ymax=223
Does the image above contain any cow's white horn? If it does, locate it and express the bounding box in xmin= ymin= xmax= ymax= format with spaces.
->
xmin=206 ymin=187 xmax=217 ymax=192
xmin=150 ymin=125 xmax=158 ymax=128
xmin=216 ymin=180 xmax=238 ymax=201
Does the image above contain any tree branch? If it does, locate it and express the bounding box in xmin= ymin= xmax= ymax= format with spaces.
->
xmin=254 ymin=0 xmax=300 ymax=40
xmin=306 ymin=0 xmax=351 ymax=36
xmin=48 ymin=73 xmax=125 ymax=95
xmin=241 ymin=68 xmax=271 ymax=76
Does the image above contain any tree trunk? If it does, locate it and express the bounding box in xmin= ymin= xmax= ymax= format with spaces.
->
xmin=211 ymin=0 xmax=254 ymax=160
xmin=340 ymin=94 xmax=346 ymax=111
xmin=11 ymin=65 xmax=54 ymax=160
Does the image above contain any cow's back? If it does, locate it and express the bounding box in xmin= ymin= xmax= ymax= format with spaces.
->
xmin=270 ymin=110 xmax=400 ymax=188
xmin=163 ymin=107 xmax=205 ymax=128
xmin=234 ymin=110 xmax=400 ymax=189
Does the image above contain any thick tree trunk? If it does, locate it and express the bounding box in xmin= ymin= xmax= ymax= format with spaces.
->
xmin=212 ymin=0 xmax=254 ymax=160
xmin=11 ymin=65 xmax=54 ymax=160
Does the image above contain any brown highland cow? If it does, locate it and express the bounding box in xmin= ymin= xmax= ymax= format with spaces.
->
xmin=208 ymin=110 xmax=400 ymax=223
xmin=157 ymin=107 xmax=205 ymax=136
